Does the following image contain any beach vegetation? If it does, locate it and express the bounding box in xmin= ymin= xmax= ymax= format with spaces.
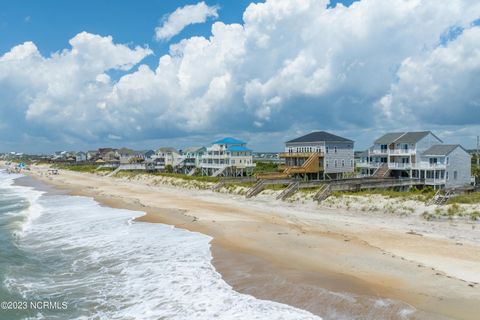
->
xmin=447 ymin=192 xmax=480 ymax=204
xmin=330 ymin=186 xmax=435 ymax=202
xmin=470 ymin=211 xmax=480 ymax=221
xmin=253 ymin=162 xmax=279 ymax=174
xmin=53 ymin=164 xmax=113 ymax=173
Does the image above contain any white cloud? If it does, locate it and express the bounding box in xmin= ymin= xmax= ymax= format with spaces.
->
xmin=379 ymin=26 xmax=480 ymax=126
xmin=154 ymin=1 xmax=219 ymax=41
xmin=1 ymin=0 xmax=480 ymax=150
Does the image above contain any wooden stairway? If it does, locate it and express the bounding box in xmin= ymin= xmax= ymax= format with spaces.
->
xmin=276 ymin=181 xmax=299 ymax=200
xmin=246 ymin=180 xmax=266 ymax=198
xmin=212 ymin=166 xmax=228 ymax=177
xmin=373 ymin=164 xmax=390 ymax=178
xmin=314 ymin=184 xmax=331 ymax=203
xmin=428 ymin=189 xmax=453 ymax=205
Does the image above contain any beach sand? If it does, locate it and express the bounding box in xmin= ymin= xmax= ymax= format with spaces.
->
xmin=13 ymin=165 xmax=480 ymax=319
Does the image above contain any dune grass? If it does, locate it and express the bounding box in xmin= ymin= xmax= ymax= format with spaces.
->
xmin=448 ymin=192 xmax=480 ymax=204
xmin=331 ymin=187 xmax=435 ymax=202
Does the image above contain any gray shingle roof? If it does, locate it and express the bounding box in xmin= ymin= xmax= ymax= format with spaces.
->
xmin=422 ymin=144 xmax=461 ymax=156
xmin=183 ymin=146 xmax=205 ymax=153
xmin=374 ymin=131 xmax=442 ymax=144
xmin=374 ymin=132 xmax=405 ymax=144
xmin=286 ymin=131 xmax=353 ymax=143
xmin=158 ymin=147 xmax=179 ymax=154
xmin=394 ymin=131 xmax=431 ymax=144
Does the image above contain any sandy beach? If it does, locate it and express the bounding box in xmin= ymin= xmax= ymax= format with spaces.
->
xmin=13 ymin=164 xmax=480 ymax=319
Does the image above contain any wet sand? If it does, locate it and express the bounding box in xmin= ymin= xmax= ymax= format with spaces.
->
xmin=13 ymin=166 xmax=480 ymax=320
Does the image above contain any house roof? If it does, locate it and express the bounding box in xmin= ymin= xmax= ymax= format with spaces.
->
xmin=158 ymin=147 xmax=179 ymax=154
xmin=374 ymin=131 xmax=442 ymax=144
xmin=286 ymin=131 xmax=353 ymax=143
xmin=394 ymin=131 xmax=433 ymax=144
xmin=227 ymin=146 xmax=252 ymax=152
xmin=213 ymin=137 xmax=246 ymax=145
xmin=374 ymin=132 xmax=405 ymax=144
xmin=422 ymin=144 xmax=464 ymax=156
xmin=183 ymin=146 xmax=205 ymax=153
xmin=117 ymin=148 xmax=135 ymax=155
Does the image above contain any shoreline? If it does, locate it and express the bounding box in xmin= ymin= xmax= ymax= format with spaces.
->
xmin=10 ymin=165 xmax=480 ymax=319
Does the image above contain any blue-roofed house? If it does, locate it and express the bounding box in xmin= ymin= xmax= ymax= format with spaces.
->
xmin=201 ymin=137 xmax=255 ymax=177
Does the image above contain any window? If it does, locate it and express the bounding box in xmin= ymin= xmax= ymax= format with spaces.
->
xmin=342 ymin=160 xmax=345 ymax=167
xmin=326 ymin=160 xmax=329 ymax=168
xmin=326 ymin=146 xmax=329 ymax=154
xmin=334 ymin=160 xmax=338 ymax=168
xmin=350 ymin=159 xmax=354 ymax=167
xmin=454 ymin=171 xmax=458 ymax=180
xmin=446 ymin=157 xmax=449 ymax=165
xmin=231 ymin=160 xmax=235 ymax=164
xmin=446 ymin=172 xmax=449 ymax=180
xmin=334 ymin=146 xmax=338 ymax=153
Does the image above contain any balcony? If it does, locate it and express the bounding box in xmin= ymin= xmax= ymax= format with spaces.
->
xmin=370 ymin=149 xmax=416 ymax=155
xmin=388 ymin=163 xmax=446 ymax=170
xmin=424 ymin=178 xmax=446 ymax=185
xmin=280 ymin=152 xmax=324 ymax=158
xmin=370 ymin=149 xmax=389 ymax=155
xmin=389 ymin=149 xmax=416 ymax=155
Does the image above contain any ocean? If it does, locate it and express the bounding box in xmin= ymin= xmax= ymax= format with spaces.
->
xmin=0 ymin=170 xmax=320 ymax=320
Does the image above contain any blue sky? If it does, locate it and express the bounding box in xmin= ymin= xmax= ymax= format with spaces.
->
xmin=0 ymin=0 xmax=479 ymax=153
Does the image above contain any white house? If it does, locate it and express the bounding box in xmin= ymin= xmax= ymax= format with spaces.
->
xmin=155 ymin=147 xmax=183 ymax=170
xmin=201 ymin=137 xmax=255 ymax=177
xmin=180 ymin=147 xmax=206 ymax=175
xmin=75 ymin=152 xmax=86 ymax=162
xmin=358 ymin=131 xmax=471 ymax=189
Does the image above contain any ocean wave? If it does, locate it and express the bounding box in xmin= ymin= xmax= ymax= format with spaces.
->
xmin=0 ymin=176 xmax=320 ymax=320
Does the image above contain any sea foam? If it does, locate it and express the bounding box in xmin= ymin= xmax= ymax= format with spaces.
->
xmin=0 ymin=171 xmax=321 ymax=320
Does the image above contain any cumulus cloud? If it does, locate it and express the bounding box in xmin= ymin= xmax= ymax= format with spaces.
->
xmin=154 ymin=1 xmax=219 ymax=41
xmin=1 ymin=0 xmax=480 ymax=150
xmin=379 ymin=26 xmax=480 ymax=126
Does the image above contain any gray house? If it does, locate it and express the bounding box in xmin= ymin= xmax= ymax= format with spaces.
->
xmin=278 ymin=131 xmax=354 ymax=180
xmin=358 ymin=131 xmax=471 ymax=189
xmin=421 ymin=145 xmax=471 ymax=189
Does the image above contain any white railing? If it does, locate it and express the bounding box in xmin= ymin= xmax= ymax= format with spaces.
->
xmin=370 ymin=149 xmax=416 ymax=155
xmin=388 ymin=163 xmax=447 ymax=170
xmin=370 ymin=150 xmax=389 ymax=155
xmin=389 ymin=149 xmax=416 ymax=155
xmin=424 ymin=178 xmax=446 ymax=185
xmin=388 ymin=163 xmax=411 ymax=169
xmin=416 ymin=163 xmax=446 ymax=169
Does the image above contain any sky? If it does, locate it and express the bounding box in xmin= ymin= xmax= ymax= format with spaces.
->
xmin=0 ymin=0 xmax=479 ymax=153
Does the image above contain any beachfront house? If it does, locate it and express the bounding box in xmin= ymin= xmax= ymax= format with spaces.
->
xmin=273 ymin=131 xmax=354 ymax=180
xmin=181 ymin=147 xmax=206 ymax=175
xmin=155 ymin=147 xmax=183 ymax=171
xmin=117 ymin=148 xmax=145 ymax=164
xmin=358 ymin=131 xmax=471 ymax=189
xmin=86 ymin=150 xmax=98 ymax=161
xmin=75 ymin=152 xmax=86 ymax=162
xmin=200 ymin=137 xmax=255 ymax=177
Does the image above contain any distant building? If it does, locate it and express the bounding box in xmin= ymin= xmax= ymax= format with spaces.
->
xmin=275 ymin=131 xmax=354 ymax=180
xmin=86 ymin=150 xmax=98 ymax=161
xmin=358 ymin=131 xmax=471 ymax=189
xmin=116 ymin=148 xmax=144 ymax=164
xmin=155 ymin=147 xmax=182 ymax=170
xmin=181 ymin=147 xmax=206 ymax=174
xmin=201 ymin=137 xmax=255 ymax=177
xmin=75 ymin=152 xmax=86 ymax=162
